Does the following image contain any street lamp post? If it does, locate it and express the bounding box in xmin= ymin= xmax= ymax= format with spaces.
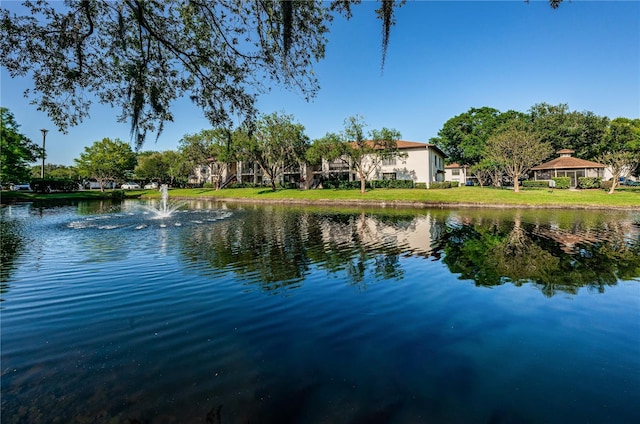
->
xmin=40 ymin=128 xmax=48 ymax=179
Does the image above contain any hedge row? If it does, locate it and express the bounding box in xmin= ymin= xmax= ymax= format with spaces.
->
xmin=321 ymin=179 xmax=458 ymax=190
xmin=30 ymin=178 xmax=80 ymax=193
xmin=322 ymin=180 xmax=366 ymax=190
xmin=428 ymin=181 xmax=457 ymax=189
xmin=522 ymin=180 xmax=548 ymax=188
xmin=370 ymin=179 xmax=414 ymax=189
xmin=521 ymin=177 xmax=614 ymax=190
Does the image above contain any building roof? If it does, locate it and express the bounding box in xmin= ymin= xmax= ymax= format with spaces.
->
xmin=531 ymin=156 xmax=605 ymax=171
xmin=353 ymin=140 xmax=447 ymax=158
xmin=445 ymin=162 xmax=466 ymax=169
xmin=395 ymin=140 xmax=447 ymax=157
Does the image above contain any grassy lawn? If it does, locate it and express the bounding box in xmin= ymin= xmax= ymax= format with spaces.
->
xmin=0 ymin=189 xmax=143 ymax=202
xmin=157 ymin=186 xmax=640 ymax=209
xmin=2 ymin=186 xmax=638 ymax=209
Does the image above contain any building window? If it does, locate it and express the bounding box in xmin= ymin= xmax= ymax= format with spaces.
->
xmin=382 ymin=157 xmax=396 ymax=166
xmin=452 ymin=169 xmax=460 ymax=176
xmin=382 ymin=173 xmax=396 ymax=180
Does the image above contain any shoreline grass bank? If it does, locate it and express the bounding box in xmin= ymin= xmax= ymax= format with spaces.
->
xmin=2 ymin=186 xmax=639 ymax=210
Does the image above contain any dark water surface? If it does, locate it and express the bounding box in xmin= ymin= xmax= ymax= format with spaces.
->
xmin=2 ymin=200 xmax=639 ymax=423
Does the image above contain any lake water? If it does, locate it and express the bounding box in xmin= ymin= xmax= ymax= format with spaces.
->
xmin=1 ymin=200 xmax=639 ymax=423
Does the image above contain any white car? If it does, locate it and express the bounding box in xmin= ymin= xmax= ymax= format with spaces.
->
xmin=121 ymin=182 xmax=141 ymax=190
xmin=144 ymin=182 xmax=159 ymax=189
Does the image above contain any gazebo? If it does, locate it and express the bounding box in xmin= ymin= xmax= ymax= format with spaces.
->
xmin=531 ymin=149 xmax=606 ymax=188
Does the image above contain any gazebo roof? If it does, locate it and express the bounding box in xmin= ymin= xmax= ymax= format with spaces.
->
xmin=531 ymin=156 xmax=605 ymax=171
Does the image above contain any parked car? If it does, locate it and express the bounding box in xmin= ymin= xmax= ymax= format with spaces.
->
xmin=10 ymin=183 xmax=31 ymax=191
xmin=121 ymin=182 xmax=141 ymax=190
xmin=83 ymin=179 xmax=118 ymax=190
xmin=144 ymin=182 xmax=159 ymax=189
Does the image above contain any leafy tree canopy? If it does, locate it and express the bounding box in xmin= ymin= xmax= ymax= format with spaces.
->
xmin=0 ymin=107 xmax=39 ymax=184
xmin=527 ymin=102 xmax=609 ymax=161
xmin=1 ymin=1 xmax=564 ymax=149
xmin=134 ymin=151 xmax=169 ymax=182
xmin=605 ymin=118 xmax=640 ymax=153
xmin=484 ymin=119 xmax=553 ymax=193
xmin=74 ymin=137 xmax=136 ymax=191
xmin=308 ymin=115 xmax=402 ymax=193
xmin=179 ymin=128 xmax=239 ymax=189
xmin=163 ymin=150 xmax=190 ymax=187
xmin=30 ymin=164 xmax=79 ymax=180
xmin=430 ymin=107 xmax=525 ymax=166
xmin=605 ymin=118 xmax=640 ymax=178
xmin=238 ymin=111 xmax=309 ymax=191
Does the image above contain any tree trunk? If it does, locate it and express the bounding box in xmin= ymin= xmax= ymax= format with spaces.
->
xmin=608 ymin=180 xmax=617 ymax=194
xmin=359 ymin=171 xmax=366 ymax=194
xmin=513 ymin=177 xmax=520 ymax=193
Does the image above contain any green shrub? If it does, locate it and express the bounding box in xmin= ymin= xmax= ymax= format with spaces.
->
xmin=31 ymin=178 xmax=80 ymax=193
xmin=322 ymin=179 xmax=364 ymax=190
xmin=371 ymin=179 xmax=414 ymax=189
xmin=414 ymin=182 xmax=427 ymax=189
xmin=110 ymin=190 xmax=125 ymax=200
xmin=552 ymin=177 xmax=571 ymax=189
xmin=522 ymin=180 xmax=548 ymax=188
xmin=202 ymin=182 xmax=215 ymax=188
xmin=228 ymin=182 xmax=262 ymax=188
xmin=429 ymin=182 xmax=453 ymax=189
xmin=601 ymin=181 xmax=613 ymax=190
xmin=278 ymin=182 xmax=299 ymax=189
xmin=578 ymin=177 xmax=601 ymax=189
xmin=450 ymin=181 xmax=459 ymax=187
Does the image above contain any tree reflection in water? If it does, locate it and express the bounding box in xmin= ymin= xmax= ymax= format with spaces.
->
xmin=1 ymin=214 xmax=27 ymax=297
xmin=178 ymin=205 xmax=639 ymax=297
xmin=439 ymin=209 xmax=640 ymax=296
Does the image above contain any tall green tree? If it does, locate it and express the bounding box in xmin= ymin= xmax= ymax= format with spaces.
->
xmin=528 ymin=103 xmax=609 ymax=160
xmin=605 ymin=118 xmax=640 ymax=174
xmin=163 ymin=150 xmax=190 ymax=187
xmin=0 ymin=107 xmax=39 ymax=185
xmin=31 ymin=164 xmax=79 ymax=181
xmin=308 ymin=116 xmax=402 ymax=194
xmin=1 ymin=1 xmax=563 ymax=149
xmin=431 ymin=107 xmax=526 ymax=166
xmin=179 ymin=128 xmax=237 ymax=189
xmin=74 ymin=138 xmax=136 ymax=191
xmin=484 ymin=120 xmax=553 ymax=193
xmin=598 ymin=151 xmax=640 ymax=194
xmin=596 ymin=118 xmax=640 ymax=193
xmin=469 ymin=159 xmax=503 ymax=188
xmin=606 ymin=118 xmax=640 ymax=152
xmin=238 ymin=112 xmax=309 ymax=191
xmin=134 ymin=151 xmax=168 ymax=183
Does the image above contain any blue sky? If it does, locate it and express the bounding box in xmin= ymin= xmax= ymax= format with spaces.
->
xmin=2 ymin=1 xmax=639 ymax=166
